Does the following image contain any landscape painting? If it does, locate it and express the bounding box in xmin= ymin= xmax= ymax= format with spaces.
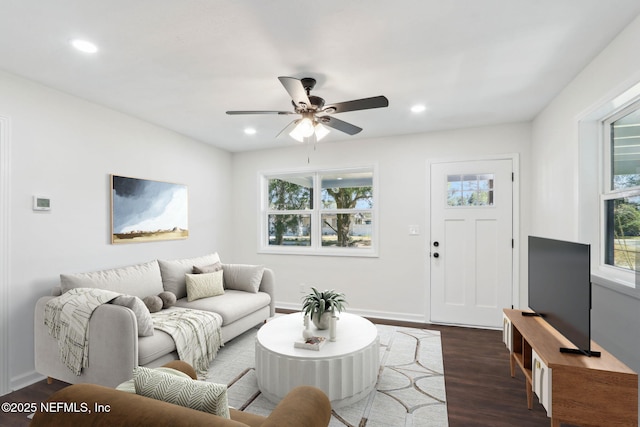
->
xmin=111 ymin=175 xmax=188 ymax=243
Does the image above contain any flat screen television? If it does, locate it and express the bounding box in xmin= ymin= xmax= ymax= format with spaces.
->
xmin=528 ymin=236 xmax=599 ymax=357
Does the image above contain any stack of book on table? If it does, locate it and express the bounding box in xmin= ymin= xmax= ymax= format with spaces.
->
xmin=294 ymin=336 xmax=326 ymax=351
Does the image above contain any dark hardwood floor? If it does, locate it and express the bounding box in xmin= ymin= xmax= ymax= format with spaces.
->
xmin=0 ymin=318 xmax=554 ymax=427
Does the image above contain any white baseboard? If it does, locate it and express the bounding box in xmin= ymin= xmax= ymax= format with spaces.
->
xmin=11 ymin=370 xmax=45 ymax=392
xmin=276 ymin=302 xmax=427 ymax=324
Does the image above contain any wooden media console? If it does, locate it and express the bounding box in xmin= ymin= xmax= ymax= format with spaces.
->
xmin=503 ymin=308 xmax=638 ymax=427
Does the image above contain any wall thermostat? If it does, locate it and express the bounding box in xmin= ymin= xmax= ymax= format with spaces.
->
xmin=33 ymin=196 xmax=51 ymax=211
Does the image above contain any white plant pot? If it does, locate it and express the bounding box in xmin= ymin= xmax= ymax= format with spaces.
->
xmin=312 ymin=311 xmax=332 ymax=330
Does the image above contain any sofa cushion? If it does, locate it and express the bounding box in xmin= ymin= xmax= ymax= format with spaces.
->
xmin=221 ymin=264 xmax=264 ymax=293
xmin=192 ymin=262 xmax=222 ymax=274
xmin=174 ymin=290 xmax=271 ymax=326
xmin=158 ymin=254 xmax=221 ymax=300
xmin=60 ymin=260 xmax=163 ymax=299
xmin=111 ymin=295 xmax=154 ymax=337
xmin=133 ymin=366 xmax=230 ymax=419
xmin=138 ymin=330 xmax=176 ymax=366
xmin=185 ymin=271 xmax=224 ymax=302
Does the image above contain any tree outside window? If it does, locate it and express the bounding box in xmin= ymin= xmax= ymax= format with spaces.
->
xmin=321 ymin=172 xmax=373 ymax=247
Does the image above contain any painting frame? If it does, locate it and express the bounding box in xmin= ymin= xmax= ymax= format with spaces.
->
xmin=111 ymin=174 xmax=189 ymax=244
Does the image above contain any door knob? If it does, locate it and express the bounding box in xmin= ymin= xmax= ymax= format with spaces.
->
xmin=433 ymin=252 xmax=440 ymax=258
xmin=433 ymin=241 xmax=439 ymax=247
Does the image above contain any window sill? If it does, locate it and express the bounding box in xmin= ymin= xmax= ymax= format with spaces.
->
xmin=258 ymin=247 xmax=379 ymax=258
xmin=591 ymin=274 xmax=640 ymax=301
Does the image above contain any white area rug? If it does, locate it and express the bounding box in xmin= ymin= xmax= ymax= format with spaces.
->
xmin=206 ymin=324 xmax=448 ymax=427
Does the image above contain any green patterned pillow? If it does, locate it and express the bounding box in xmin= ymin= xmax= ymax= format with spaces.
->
xmin=133 ymin=366 xmax=229 ymax=418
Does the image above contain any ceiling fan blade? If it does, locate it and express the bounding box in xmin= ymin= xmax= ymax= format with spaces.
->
xmin=319 ymin=116 xmax=362 ymax=135
xmin=322 ymin=95 xmax=389 ymax=114
xmin=278 ymin=77 xmax=312 ymax=109
xmin=226 ymin=110 xmax=294 ymax=115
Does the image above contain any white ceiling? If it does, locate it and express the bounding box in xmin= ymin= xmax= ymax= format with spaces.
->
xmin=1 ymin=1 xmax=640 ymax=152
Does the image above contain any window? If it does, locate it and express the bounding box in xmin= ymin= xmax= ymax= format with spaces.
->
xmin=603 ymin=103 xmax=640 ymax=273
xmin=447 ymin=174 xmax=494 ymax=207
xmin=262 ymin=167 xmax=376 ymax=256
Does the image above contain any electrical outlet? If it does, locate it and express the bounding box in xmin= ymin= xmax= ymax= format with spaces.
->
xmin=299 ymin=284 xmax=306 ymax=294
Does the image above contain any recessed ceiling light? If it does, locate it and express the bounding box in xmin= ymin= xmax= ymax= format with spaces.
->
xmin=244 ymin=128 xmax=257 ymax=135
xmin=70 ymin=39 xmax=98 ymax=54
xmin=411 ymin=104 xmax=427 ymax=113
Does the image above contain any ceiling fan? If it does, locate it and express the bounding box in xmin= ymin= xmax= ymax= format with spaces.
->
xmin=226 ymin=76 xmax=389 ymax=142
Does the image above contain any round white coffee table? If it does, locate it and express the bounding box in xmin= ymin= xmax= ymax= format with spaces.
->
xmin=255 ymin=312 xmax=379 ymax=408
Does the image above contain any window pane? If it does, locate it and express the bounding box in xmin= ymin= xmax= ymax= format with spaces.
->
xmin=321 ymin=171 xmax=373 ymax=209
xmin=321 ymin=213 xmax=372 ymax=247
xmin=605 ymin=197 xmax=640 ymax=271
xmin=447 ymin=174 xmax=494 ymax=206
xmin=611 ymin=109 xmax=640 ymax=190
xmin=268 ymin=175 xmax=312 ymax=210
xmin=268 ymin=214 xmax=311 ymax=246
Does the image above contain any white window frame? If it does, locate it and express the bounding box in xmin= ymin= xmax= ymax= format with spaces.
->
xmin=259 ymin=165 xmax=379 ymax=257
xmin=599 ymin=100 xmax=640 ymax=286
xmin=578 ymin=81 xmax=640 ymax=297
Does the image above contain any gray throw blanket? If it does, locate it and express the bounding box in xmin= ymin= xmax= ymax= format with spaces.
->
xmin=44 ymin=288 xmax=120 ymax=375
xmin=150 ymin=307 xmax=223 ymax=378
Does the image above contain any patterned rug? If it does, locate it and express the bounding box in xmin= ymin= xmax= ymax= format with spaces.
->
xmin=206 ymin=323 xmax=448 ymax=427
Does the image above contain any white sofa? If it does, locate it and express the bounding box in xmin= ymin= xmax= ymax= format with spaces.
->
xmin=34 ymin=253 xmax=275 ymax=387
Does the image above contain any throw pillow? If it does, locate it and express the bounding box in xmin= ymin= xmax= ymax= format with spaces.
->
xmin=192 ymin=262 xmax=223 ymax=275
xmin=158 ymin=291 xmax=177 ymax=309
xmin=111 ymin=295 xmax=154 ymax=337
xmin=116 ymin=366 xmax=192 ymax=394
xmin=133 ymin=366 xmax=230 ymax=419
xmin=185 ymin=271 xmax=224 ymax=302
xmin=142 ymin=295 xmax=163 ymax=313
xmin=221 ymin=264 xmax=264 ymax=293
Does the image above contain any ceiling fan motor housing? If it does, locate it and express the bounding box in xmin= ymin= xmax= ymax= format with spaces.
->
xmin=300 ymin=77 xmax=317 ymax=92
xmin=291 ymin=95 xmax=325 ymax=111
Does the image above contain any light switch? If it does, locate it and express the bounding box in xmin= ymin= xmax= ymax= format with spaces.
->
xmin=409 ymin=225 xmax=420 ymax=235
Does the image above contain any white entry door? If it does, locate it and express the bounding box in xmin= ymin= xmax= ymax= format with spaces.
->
xmin=430 ymin=159 xmax=513 ymax=328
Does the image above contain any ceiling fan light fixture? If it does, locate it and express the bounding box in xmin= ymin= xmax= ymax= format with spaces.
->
xmin=289 ymin=117 xmax=315 ymax=141
xmin=289 ymin=119 xmax=331 ymax=142
xmin=314 ymin=122 xmax=330 ymax=141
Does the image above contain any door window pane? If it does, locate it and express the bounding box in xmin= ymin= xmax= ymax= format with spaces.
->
xmin=447 ymin=174 xmax=494 ymax=206
xmin=321 ymin=213 xmax=372 ymax=247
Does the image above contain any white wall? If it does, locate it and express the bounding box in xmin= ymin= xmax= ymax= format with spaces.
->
xmin=531 ymin=12 xmax=640 ymax=406
xmin=0 ymin=70 xmax=233 ymax=390
xmin=231 ymin=123 xmax=531 ymax=322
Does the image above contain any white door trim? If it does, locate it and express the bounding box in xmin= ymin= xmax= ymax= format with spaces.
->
xmin=425 ymin=153 xmax=520 ymax=326
xmin=0 ymin=115 xmax=10 ymax=395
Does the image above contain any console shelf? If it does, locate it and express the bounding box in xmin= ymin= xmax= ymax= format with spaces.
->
xmin=503 ymin=309 xmax=638 ymax=427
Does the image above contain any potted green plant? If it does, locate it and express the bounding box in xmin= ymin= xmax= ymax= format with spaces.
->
xmin=302 ymin=287 xmax=347 ymax=329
